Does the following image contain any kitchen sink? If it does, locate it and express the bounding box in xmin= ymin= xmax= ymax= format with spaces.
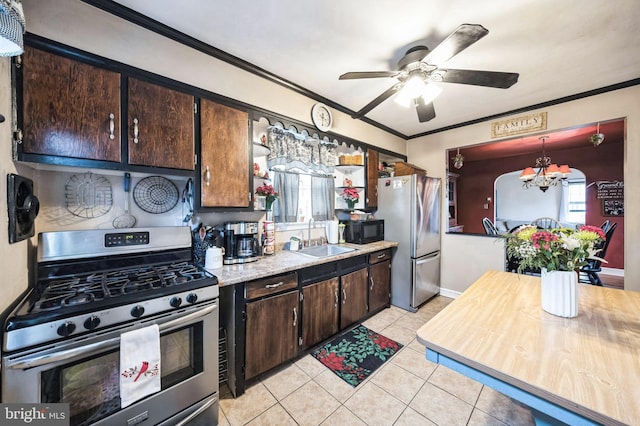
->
xmin=295 ymin=245 xmax=356 ymax=258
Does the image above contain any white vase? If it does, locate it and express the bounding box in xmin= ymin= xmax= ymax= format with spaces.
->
xmin=255 ymin=195 xmax=266 ymax=210
xmin=540 ymin=268 xmax=578 ymax=318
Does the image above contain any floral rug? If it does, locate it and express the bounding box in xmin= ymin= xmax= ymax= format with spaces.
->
xmin=311 ymin=324 xmax=403 ymax=387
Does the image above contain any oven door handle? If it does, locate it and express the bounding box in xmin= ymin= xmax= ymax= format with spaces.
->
xmin=6 ymin=303 xmax=218 ymax=370
xmin=173 ymin=394 xmax=218 ymax=426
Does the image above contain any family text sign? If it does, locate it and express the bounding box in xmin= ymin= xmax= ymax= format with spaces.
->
xmin=491 ymin=112 xmax=547 ymax=138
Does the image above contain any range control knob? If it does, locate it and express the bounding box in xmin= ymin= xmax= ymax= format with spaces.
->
xmin=57 ymin=321 xmax=76 ymax=337
xmin=131 ymin=305 xmax=145 ymax=318
xmin=83 ymin=315 xmax=100 ymax=330
xmin=170 ymin=297 xmax=182 ymax=308
xmin=186 ymin=293 xmax=198 ymax=304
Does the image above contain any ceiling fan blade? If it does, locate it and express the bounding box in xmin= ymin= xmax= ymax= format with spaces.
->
xmin=423 ymin=23 xmax=489 ymax=66
xmin=416 ymin=98 xmax=436 ymax=123
xmin=438 ymin=68 xmax=519 ymax=88
xmin=339 ymin=71 xmax=399 ymax=80
xmin=352 ymin=84 xmax=403 ymax=119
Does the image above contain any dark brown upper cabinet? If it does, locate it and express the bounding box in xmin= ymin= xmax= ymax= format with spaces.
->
xmin=21 ymin=47 xmax=122 ymax=162
xmin=127 ymin=78 xmax=195 ymax=170
xmin=200 ymin=99 xmax=250 ymax=208
xmin=366 ymin=148 xmax=379 ymax=208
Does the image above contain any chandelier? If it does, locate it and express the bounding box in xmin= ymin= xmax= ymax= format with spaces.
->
xmin=519 ymin=136 xmax=571 ymax=192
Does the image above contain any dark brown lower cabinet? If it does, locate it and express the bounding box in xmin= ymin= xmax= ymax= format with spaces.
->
xmin=244 ymin=290 xmax=299 ymax=379
xmin=340 ymin=268 xmax=368 ymax=330
xmin=369 ymin=260 xmax=391 ymax=313
xmin=301 ymin=278 xmax=339 ymax=350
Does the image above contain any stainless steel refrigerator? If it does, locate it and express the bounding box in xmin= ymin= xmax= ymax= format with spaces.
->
xmin=376 ymin=174 xmax=441 ymax=312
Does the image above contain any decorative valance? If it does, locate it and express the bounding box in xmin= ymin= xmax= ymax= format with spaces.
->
xmin=0 ymin=0 xmax=25 ymax=56
xmin=266 ymin=126 xmax=337 ymax=174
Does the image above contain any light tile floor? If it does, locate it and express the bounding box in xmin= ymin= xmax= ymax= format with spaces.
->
xmin=219 ymin=296 xmax=536 ymax=425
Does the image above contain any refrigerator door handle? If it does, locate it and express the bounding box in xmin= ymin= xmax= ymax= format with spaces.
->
xmin=416 ymin=180 xmax=425 ymax=245
xmin=416 ymin=252 xmax=439 ymax=264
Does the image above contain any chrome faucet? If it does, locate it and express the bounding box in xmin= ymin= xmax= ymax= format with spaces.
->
xmin=307 ymin=218 xmax=314 ymax=247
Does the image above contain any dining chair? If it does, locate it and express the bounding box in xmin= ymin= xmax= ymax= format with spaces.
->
xmin=579 ymin=222 xmax=617 ymax=286
xmin=482 ymin=217 xmax=499 ymax=235
xmin=531 ymin=217 xmax=562 ymax=229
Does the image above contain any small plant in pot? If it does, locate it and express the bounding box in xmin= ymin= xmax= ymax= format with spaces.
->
xmin=341 ymin=187 xmax=359 ymax=210
xmin=255 ymin=184 xmax=278 ymax=210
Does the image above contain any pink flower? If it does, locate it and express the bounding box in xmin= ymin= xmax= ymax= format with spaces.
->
xmin=578 ymin=225 xmax=606 ymax=240
xmin=341 ymin=187 xmax=359 ymax=202
xmin=255 ymin=184 xmax=278 ymax=197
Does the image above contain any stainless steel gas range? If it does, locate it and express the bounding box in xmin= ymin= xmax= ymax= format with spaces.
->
xmin=1 ymin=226 xmax=219 ymax=426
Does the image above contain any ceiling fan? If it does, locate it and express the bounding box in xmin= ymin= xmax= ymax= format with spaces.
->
xmin=339 ymin=24 xmax=519 ymax=123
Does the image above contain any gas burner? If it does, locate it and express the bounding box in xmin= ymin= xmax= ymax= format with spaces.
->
xmin=28 ymin=259 xmax=215 ymax=315
xmin=33 ymin=295 xmax=68 ymax=312
xmin=63 ymin=292 xmax=95 ymax=306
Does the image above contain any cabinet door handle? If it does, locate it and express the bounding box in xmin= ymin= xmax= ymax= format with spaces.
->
xmin=342 ymin=288 xmax=347 ymax=304
xmin=377 ymin=254 xmax=386 ymax=259
xmin=265 ymin=281 xmax=284 ymax=289
xmin=108 ymin=113 xmax=115 ymax=140
xmin=369 ymin=276 xmax=374 ymax=291
xmin=292 ymin=307 xmax=297 ymax=327
xmin=204 ymin=165 xmax=211 ymax=187
xmin=334 ymin=290 xmax=338 ymax=307
xmin=133 ymin=118 xmax=139 ymax=143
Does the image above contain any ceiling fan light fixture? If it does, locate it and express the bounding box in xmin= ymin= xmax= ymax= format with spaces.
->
xmin=394 ymin=77 xmax=442 ymax=108
xmin=421 ymin=83 xmax=443 ymax=105
xmin=394 ymin=75 xmax=426 ymax=107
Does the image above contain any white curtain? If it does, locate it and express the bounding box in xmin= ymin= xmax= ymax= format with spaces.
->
xmin=272 ymin=171 xmax=299 ymax=223
xmin=311 ymin=175 xmax=335 ymax=221
xmin=558 ymin=184 xmax=569 ymax=223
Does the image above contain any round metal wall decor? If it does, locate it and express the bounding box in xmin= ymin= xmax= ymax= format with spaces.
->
xmin=65 ymin=172 xmax=113 ymax=218
xmin=132 ymin=176 xmax=179 ymax=214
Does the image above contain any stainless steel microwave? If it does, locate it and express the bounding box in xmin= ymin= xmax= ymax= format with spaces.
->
xmin=344 ymin=220 xmax=384 ymax=244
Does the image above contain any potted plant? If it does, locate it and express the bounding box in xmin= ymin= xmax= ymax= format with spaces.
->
xmin=341 ymin=187 xmax=359 ymax=210
xmin=504 ymin=225 xmax=605 ymax=317
xmin=255 ymin=184 xmax=278 ymax=211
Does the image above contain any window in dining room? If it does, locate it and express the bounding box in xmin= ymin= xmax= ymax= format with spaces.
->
xmin=563 ymin=178 xmax=586 ymax=224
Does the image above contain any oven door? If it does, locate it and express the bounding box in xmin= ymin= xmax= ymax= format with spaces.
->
xmin=2 ymin=301 xmax=218 ymax=426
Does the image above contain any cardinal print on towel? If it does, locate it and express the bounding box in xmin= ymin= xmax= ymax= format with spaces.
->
xmin=121 ymin=360 xmax=160 ymax=382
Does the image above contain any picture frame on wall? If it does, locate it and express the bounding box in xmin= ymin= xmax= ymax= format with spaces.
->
xmin=602 ymin=199 xmax=624 ymax=216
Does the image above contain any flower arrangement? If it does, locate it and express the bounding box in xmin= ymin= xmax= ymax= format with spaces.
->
xmin=504 ymin=225 xmax=606 ymax=273
xmin=255 ymin=184 xmax=278 ymax=210
xmin=341 ymin=187 xmax=359 ymax=209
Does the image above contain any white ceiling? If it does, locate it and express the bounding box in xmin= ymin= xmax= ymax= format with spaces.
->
xmin=111 ymin=0 xmax=640 ymax=139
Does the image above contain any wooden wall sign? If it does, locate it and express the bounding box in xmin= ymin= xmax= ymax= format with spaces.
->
xmin=595 ymin=180 xmax=624 ymax=199
xmin=491 ymin=112 xmax=547 ymax=138
xmin=595 ymin=181 xmax=624 ymax=216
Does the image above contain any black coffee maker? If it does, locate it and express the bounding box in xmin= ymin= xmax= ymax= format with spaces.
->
xmin=223 ymin=221 xmax=260 ymax=265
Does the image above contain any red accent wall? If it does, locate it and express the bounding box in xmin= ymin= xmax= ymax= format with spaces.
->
xmin=454 ymin=140 xmax=624 ymax=269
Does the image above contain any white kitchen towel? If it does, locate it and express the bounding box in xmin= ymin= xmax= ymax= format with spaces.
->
xmin=120 ymin=324 xmax=161 ymax=408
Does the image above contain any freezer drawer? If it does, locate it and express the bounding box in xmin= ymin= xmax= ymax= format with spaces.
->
xmin=412 ymin=251 xmax=440 ymax=308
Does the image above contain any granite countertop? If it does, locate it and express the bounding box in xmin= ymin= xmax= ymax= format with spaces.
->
xmin=208 ymin=241 xmax=398 ymax=286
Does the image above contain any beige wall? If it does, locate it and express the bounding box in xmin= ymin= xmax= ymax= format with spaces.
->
xmin=408 ymin=86 xmax=639 ymax=293
xmin=0 ymin=58 xmax=35 ymax=310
